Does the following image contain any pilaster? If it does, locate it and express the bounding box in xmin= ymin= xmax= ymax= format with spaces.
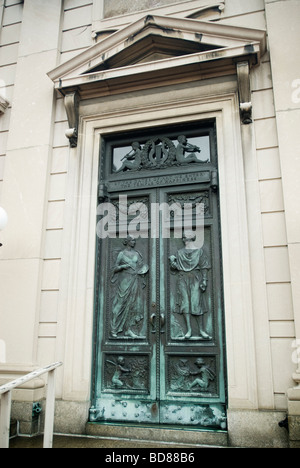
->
xmin=0 ymin=0 xmax=62 ymax=371
xmin=265 ymin=0 xmax=300 ymax=446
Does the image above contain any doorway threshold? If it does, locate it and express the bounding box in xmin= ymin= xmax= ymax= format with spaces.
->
xmin=86 ymin=422 xmax=228 ymax=447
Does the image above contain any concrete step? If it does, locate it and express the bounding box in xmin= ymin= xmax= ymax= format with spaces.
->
xmin=86 ymin=422 xmax=228 ymax=448
xmin=9 ymin=424 xmax=228 ymax=449
xmin=9 ymin=433 xmax=226 ymax=449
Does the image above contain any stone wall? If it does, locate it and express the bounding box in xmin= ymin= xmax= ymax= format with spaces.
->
xmin=0 ymin=0 xmax=299 ymax=446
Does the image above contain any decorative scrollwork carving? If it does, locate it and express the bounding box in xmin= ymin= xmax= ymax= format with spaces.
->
xmin=64 ymin=91 xmax=80 ymax=147
xmin=168 ymin=191 xmax=210 ymax=215
xmin=236 ymin=61 xmax=253 ymax=124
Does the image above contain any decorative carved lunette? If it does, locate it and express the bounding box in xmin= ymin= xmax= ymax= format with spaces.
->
xmin=64 ymin=91 xmax=80 ymax=147
xmin=114 ymin=136 xmax=208 ymax=173
xmin=236 ymin=61 xmax=252 ymax=124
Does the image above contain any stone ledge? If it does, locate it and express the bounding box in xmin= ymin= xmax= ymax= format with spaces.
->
xmin=227 ymin=409 xmax=289 ymax=448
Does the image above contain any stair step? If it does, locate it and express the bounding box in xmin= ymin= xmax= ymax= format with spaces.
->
xmin=86 ymin=423 xmax=228 ymax=447
xmin=9 ymin=433 xmax=226 ymax=448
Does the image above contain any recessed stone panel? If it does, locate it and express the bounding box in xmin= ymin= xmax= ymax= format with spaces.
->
xmin=104 ymin=0 xmax=188 ymax=18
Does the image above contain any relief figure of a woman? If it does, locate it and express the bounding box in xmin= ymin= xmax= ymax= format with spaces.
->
xmin=111 ymin=236 xmax=148 ymax=339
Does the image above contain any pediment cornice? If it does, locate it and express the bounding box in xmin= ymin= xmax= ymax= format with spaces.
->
xmin=47 ymin=14 xmax=266 ymax=146
xmin=48 ymin=14 xmax=266 ymax=94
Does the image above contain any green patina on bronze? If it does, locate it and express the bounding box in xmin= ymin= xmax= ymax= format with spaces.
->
xmin=90 ymin=122 xmax=227 ymax=430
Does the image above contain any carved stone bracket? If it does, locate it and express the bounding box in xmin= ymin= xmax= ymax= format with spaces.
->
xmin=64 ymin=91 xmax=80 ymax=147
xmin=236 ymin=61 xmax=252 ymax=125
xmin=0 ymin=95 xmax=9 ymax=115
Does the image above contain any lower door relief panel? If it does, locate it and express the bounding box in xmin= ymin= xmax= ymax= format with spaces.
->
xmin=161 ymin=354 xmax=226 ymax=429
xmin=90 ymin=400 xmax=160 ymax=425
xmin=160 ymin=403 xmax=227 ymax=428
xmin=98 ymin=353 xmax=159 ymax=424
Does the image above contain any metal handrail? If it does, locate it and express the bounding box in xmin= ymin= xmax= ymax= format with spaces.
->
xmin=0 ymin=362 xmax=62 ymax=448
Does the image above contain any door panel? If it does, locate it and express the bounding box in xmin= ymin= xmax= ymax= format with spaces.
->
xmin=92 ymin=190 xmax=159 ymax=424
xmin=90 ymin=122 xmax=227 ymax=430
xmin=159 ymin=185 xmax=226 ymax=428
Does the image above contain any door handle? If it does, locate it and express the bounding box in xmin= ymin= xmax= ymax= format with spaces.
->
xmin=150 ymin=313 xmax=156 ymax=333
xmin=160 ymin=314 xmax=166 ymax=333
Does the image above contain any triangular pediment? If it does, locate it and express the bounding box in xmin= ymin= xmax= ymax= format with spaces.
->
xmin=48 ymin=15 xmax=266 ymax=97
xmin=86 ymin=28 xmax=223 ymax=72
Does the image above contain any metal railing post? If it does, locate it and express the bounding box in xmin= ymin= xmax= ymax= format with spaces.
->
xmin=0 ymin=362 xmax=62 ymax=449
xmin=0 ymin=390 xmax=12 ymax=448
xmin=43 ymin=368 xmax=56 ymax=449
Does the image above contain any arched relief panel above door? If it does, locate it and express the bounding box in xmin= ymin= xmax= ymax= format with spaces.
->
xmin=95 ymin=0 xmax=226 ymax=32
xmin=102 ymin=0 xmax=224 ymax=20
xmin=47 ymin=14 xmax=266 ymax=146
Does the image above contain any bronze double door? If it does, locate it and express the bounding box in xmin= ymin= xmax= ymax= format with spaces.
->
xmin=90 ymin=123 xmax=227 ymax=430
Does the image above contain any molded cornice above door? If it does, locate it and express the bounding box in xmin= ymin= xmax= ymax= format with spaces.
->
xmin=48 ymin=14 xmax=266 ymax=99
xmin=48 ymin=14 xmax=266 ymax=146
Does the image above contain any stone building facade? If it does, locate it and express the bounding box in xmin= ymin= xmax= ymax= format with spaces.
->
xmin=0 ymin=0 xmax=299 ymax=448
